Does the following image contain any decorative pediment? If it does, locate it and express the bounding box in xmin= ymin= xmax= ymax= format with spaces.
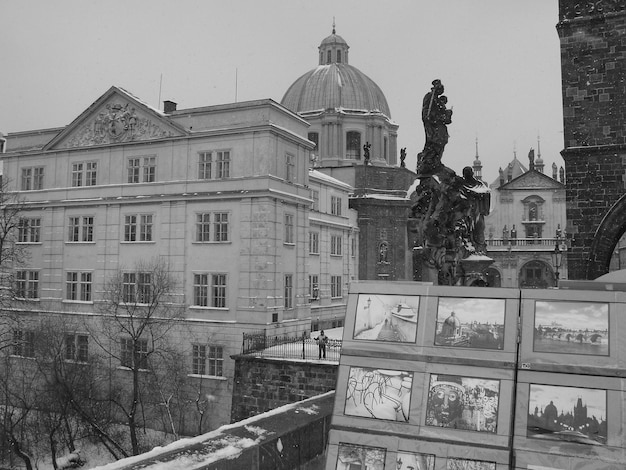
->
xmin=500 ymin=170 xmax=564 ymax=191
xmin=45 ymin=87 xmax=187 ymax=150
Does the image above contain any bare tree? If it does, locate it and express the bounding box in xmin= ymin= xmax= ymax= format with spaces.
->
xmin=92 ymin=257 xmax=184 ymax=455
xmin=0 ymin=178 xmax=30 ymax=352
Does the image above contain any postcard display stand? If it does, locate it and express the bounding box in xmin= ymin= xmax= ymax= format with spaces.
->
xmin=325 ymin=281 xmax=626 ymax=470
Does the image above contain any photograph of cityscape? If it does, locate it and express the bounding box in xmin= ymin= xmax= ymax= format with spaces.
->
xmin=533 ymin=301 xmax=609 ymax=355
xmin=527 ymin=384 xmax=607 ymax=445
xmin=425 ymin=374 xmax=499 ymax=432
xmin=397 ymin=451 xmax=435 ymax=470
xmin=446 ymin=458 xmax=496 ymax=470
xmin=352 ymin=294 xmax=419 ymax=343
xmin=344 ymin=367 xmax=413 ymax=422
xmin=336 ymin=443 xmax=386 ymax=470
xmin=434 ymin=298 xmax=505 ymax=349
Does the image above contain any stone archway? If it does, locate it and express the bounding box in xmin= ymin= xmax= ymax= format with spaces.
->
xmin=586 ymin=193 xmax=626 ymax=280
xmin=486 ymin=267 xmax=502 ymax=287
xmin=519 ymin=260 xmax=554 ymax=289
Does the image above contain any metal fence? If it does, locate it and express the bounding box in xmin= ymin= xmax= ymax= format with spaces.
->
xmin=241 ymin=331 xmax=342 ymax=361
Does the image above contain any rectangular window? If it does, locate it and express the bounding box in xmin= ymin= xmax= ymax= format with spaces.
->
xmin=18 ymin=218 xmax=41 ymax=243
xmin=33 ymin=167 xmax=44 ymax=190
xmin=311 ymin=190 xmax=319 ymax=211
xmin=192 ymin=344 xmax=206 ymax=375
xmin=16 ymin=271 xmax=39 ymax=299
xmin=140 ymin=214 xmax=153 ymax=241
xmin=351 ymin=237 xmax=356 ymax=257
xmin=331 ymin=275 xmax=342 ymax=299
xmin=285 ymin=154 xmax=294 ymax=182
xmin=212 ymin=274 xmax=227 ymax=308
xmin=198 ymin=150 xmax=231 ymax=180
xmin=21 ymin=168 xmax=32 ymax=190
xmin=120 ymin=337 xmax=148 ymax=370
xmin=193 ymin=273 xmax=227 ymax=308
xmin=71 ymin=162 xmax=97 ymax=187
xmin=72 ymin=162 xmax=83 ymax=187
xmin=124 ymin=214 xmax=153 ymax=242
xmin=13 ymin=330 xmax=35 ymax=358
xmin=216 ymin=151 xmax=230 ymax=179
xmin=68 ymin=216 xmax=94 ymax=242
xmin=198 ymin=152 xmax=212 ymax=179
xmin=284 ymin=213 xmax=294 ymax=244
xmin=127 ymin=158 xmax=140 ymax=183
xmin=191 ymin=344 xmax=223 ymax=376
xmin=23 ymin=167 xmax=45 ymax=190
xmin=143 ymin=156 xmax=156 ymax=183
xmin=65 ymin=334 xmax=89 ymax=363
xmin=309 ymin=231 xmax=319 ymax=254
xmin=66 ymin=271 xmax=92 ymax=302
xmin=86 ymin=162 xmax=97 ymax=186
xmin=122 ymin=272 xmax=136 ymax=303
xmin=284 ymin=274 xmax=293 ymax=309
xmin=137 ymin=272 xmax=152 ymax=304
xmin=214 ymin=212 xmax=228 ymax=242
xmin=331 ymin=235 xmax=343 ymax=256
xmin=309 ymin=274 xmax=319 ymax=300
xmin=196 ymin=213 xmax=211 ymax=242
xmin=208 ymin=345 xmax=223 ymax=376
xmin=331 ymin=196 xmax=342 ymax=216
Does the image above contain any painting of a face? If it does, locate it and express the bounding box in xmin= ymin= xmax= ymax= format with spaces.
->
xmin=429 ymin=382 xmax=465 ymax=425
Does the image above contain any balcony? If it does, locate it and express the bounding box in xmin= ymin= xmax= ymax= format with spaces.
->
xmin=487 ymin=237 xmax=568 ymax=252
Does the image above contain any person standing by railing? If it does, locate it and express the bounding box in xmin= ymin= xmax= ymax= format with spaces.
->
xmin=316 ymin=330 xmax=329 ymax=359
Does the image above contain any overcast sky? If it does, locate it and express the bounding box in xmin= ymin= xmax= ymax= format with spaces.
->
xmin=0 ymin=0 xmax=563 ymax=184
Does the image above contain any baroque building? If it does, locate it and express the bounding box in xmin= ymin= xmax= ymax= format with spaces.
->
xmin=1 ymin=85 xmax=358 ymax=433
xmin=481 ymin=145 xmax=568 ymax=288
xmin=281 ymin=26 xmax=416 ymax=282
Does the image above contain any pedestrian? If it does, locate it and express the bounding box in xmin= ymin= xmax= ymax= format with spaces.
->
xmin=316 ymin=330 xmax=328 ymax=359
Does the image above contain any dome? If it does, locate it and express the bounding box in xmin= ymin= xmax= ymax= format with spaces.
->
xmin=281 ymin=27 xmax=391 ymax=118
xmin=281 ymin=64 xmax=391 ymax=117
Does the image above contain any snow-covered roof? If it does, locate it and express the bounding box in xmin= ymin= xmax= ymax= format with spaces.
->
xmin=309 ymin=169 xmax=353 ymax=190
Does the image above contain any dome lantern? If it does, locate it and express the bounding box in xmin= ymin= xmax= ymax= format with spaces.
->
xmin=318 ymin=21 xmax=350 ymax=65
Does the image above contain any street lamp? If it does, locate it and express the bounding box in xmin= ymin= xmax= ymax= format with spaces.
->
xmin=551 ymin=243 xmax=563 ymax=286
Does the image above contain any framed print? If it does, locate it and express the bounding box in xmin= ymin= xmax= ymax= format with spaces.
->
xmin=426 ymin=374 xmax=499 ymax=432
xmin=533 ymin=301 xmax=609 ymax=355
xmin=397 ymin=451 xmax=435 ymax=470
xmin=527 ymin=383 xmax=607 ymax=445
xmin=435 ymin=297 xmax=505 ymax=349
xmin=447 ymin=458 xmax=496 ymax=470
xmin=344 ymin=367 xmax=413 ymax=422
xmin=336 ymin=442 xmax=386 ymax=470
xmin=353 ymin=294 xmax=419 ymax=342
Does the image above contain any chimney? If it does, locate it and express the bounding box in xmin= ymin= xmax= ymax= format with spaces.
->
xmin=163 ymin=100 xmax=177 ymax=113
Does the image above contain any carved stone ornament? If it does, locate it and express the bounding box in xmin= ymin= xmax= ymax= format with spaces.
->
xmin=561 ymin=1 xmax=625 ymax=20
xmin=62 ymin=102 xmax=174 ymax=148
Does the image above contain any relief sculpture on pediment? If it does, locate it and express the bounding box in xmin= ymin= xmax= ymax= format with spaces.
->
xmin=62 ymin=102 xmax=174 ymax=148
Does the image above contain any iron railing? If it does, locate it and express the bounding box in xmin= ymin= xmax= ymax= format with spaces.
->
xmin=241 ymin=331 xmax=342 ymax=361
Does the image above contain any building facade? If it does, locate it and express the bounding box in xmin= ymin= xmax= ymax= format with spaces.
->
xmin=1 ymin=86 xmax=358 ymax=433
xmin=482 ymin=148 xmax=568 ymax=288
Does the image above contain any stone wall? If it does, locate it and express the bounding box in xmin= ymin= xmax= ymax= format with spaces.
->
xmin=230 ymin=355 xmax=338 ymax=422
xmin=558 ymin=1 xmax=626 ymax=279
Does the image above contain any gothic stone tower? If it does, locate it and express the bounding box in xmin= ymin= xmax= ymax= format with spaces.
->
xmin=558 ymin=1 xmax=626 ymax=279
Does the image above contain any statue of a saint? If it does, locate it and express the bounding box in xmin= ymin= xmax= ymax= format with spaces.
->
xmin=417 ymin=79 xmax=453 ymax=175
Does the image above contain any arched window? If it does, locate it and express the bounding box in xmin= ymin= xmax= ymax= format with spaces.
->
xmin=519 ymin=260 xmax=551 ymax=289
xmin=327 ymin=50 xmax=332 ymax=64
xmin=346 ymin=132 xmax=361 ymax=160
xmin=337 ymin=50 xmax=342 ymax=63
